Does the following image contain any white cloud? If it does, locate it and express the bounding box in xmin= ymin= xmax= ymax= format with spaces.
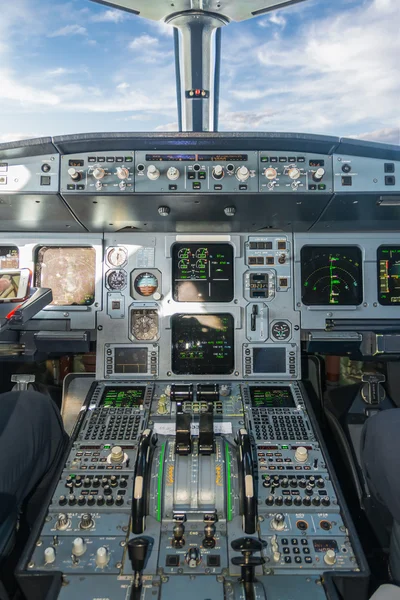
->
xmin=222 ymin=0 xmax=400 ymax=142
xmin=269 ymin=12 xmax=287 ymax=27
xmin=155 ymin=122 xmax=178 ymax=131
xmin=48 ymin=24 xmax=87 ymax=38
xmin=148 ymin=20 xmax=174 ymax=37
xmin=91 ymin=9 xmax=125 ymax=23
xmin=0 ymin=132 xmax=40 ymax=143
xmin=0 ymin=69 xmax=60 ymax=106
xmin=129 ymin=34 xmax=159 ymax=49
xmin=350 ymin=127 xmax=400 ymax=145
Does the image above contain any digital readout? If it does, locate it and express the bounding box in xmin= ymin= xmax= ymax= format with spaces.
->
xmin=100 ymin=386 xmax=146 ymax=407
xmin=378 ymin=246 xmax=400 ymax=305
xmin=250 ymin=386 xmax=295 ymax=408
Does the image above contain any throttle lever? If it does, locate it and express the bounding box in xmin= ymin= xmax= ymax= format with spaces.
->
xmin=236 ymin=429 xmax=257 ymax=534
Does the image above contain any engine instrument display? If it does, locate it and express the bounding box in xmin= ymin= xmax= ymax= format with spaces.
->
xmin=35 ymin=247 xmax=96 ymax=306
xmin=301 ymin=246 xmax=363 ymax=306
xmin=250 ymin=386 xmax=295 ymax=408
xmin=131 ymin=309 xmax=159 ymax=340
xmin=253 ymin=347 xmax=287 ymax=374
xmin=0 ymin=247 xmax=19 ymax=269
xmin=171 ymin=313 xmax=234 ymax=375
xmin=100 ymin=386 xmax=146 ymax=407
xmin=114 ymin=347 xmax=148 ymax=374
xmin=172 ymin=243 xmax=234 ymax=302
xmin=378 ymin=246 xmax=400 ymax=305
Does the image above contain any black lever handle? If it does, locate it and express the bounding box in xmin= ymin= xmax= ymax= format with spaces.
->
xmin=231 ymin=536 xmax=266 ymax=600
xmin=237 ymin=429 xmax=257 ymax=534
xmin=131 ymin=429 xmax=157 ymax=534
xmin=128 ymin=537 xmax=151 ymax=600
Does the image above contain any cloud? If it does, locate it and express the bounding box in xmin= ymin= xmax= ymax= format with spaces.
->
xmin=48 ymin=24 xmax=87 ymax=38
xmin=91 ymin=9 xmax=125 ymax=23
xmin=129 ymin=34 xmax=159 ymax=49
xmin=221 ymin=0 xmax=400 ymax=142
xmin=148 ymin=20 xmax=174 ymax=37
xmin=0 ymin=132 xmax=40 ymax=143
xmin=258 ymin=12 xmax=287 ymax=27
xmin=0 ymin=68 xmax=60 ymax=106
xmin=155 ymin=122 xmax=178 ymax=131
xmin=350 ymin=127 xmax=400 ymax=145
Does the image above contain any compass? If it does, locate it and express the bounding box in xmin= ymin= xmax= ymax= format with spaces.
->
xmin=106 ymin=270 xmax=127 ymax=291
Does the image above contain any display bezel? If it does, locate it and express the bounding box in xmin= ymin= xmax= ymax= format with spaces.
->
xmin=171 ymin=313 xmax=235 ymax=375
xmin=114 ymin=347 xmax=149 ymax=374
xmin=301 ymin=245 xmax=363 ymax=307
xmin=377 ymin=245 xmax=400 ymax=306
xmin=172 ymin=242 xmax=234 ymax=303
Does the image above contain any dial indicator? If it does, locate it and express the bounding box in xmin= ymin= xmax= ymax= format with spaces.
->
xmin=301 ymin=246 xmax=363 ymax=306
xmin=107 ymin=247 xmax=127 ymax=267
xmin=271 ymin=321 xmax=291 ymax=341
xmin=131 ymin=309 xmax=159 ymax=340
xmin=106 ymin=270 xmax=127 ymax=291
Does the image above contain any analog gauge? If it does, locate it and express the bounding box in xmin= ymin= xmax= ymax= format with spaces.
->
xmin=134 ymin=272 xmax=158 ymax=297
xmin=107 ymin=247 xmax=127 ymax=267
xmin=106 ymin=270 xmax=127 ymax=291
xmin=271 ymin=321 xmax=291 ymax=341
xmin=132 ymin=309 xmax=159 ymax=340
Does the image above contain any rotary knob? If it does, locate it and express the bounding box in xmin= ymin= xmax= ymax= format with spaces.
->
xmin=116 ymin=167 xmax=129 ymax=180
xmin=110 ymin=446 xmax=124 ymax=463
xmin=236 ymin=165 xmax=250 ymax=182
xmin=92 ymin=167 xmax=105 ymax=180
xmin=295 ymin=446 xmax=308 ymax=463
xmin=56 ymin=513 xmax=69 ymax=531
xmin=79 ymin=513 xmax=94 ymax=530
xmin=44 ymin=547 xmax=56 ymax=564
xmin=147 ymin=165 xmax=160 ymax=180
xmin=72 ymin=537 xmax=86 ymax=557
xmin=167 ymin=166 xmax=180 ymax=181
xmin=313 ymin=167 xmax=325 ymax=181
xmin=288 ymin=167 xmax=301 ymax=180
xmin=212 ymin=165 xmax=224 ymax=180
xmin=271 ymin=513 xmax=285 ymax=531
xmin=185 ymin=547 xmax=201 ymax=568
xmin=68 ymin=168 xmax=82 ymax=181
xmin=264 ymin=167 xmax=277 ymax=180
xmin=324 ymin=549 xmax=337 ymax=565
xmin=95 ymin=547 xmax=109 ymax=568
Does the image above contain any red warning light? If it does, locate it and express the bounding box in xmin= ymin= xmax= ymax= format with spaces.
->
xmin=195 ymin=89 xmax=201 ymax=96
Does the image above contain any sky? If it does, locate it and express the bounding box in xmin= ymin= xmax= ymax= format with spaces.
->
xmin=0 ymin=0 xmax=399 ymax=145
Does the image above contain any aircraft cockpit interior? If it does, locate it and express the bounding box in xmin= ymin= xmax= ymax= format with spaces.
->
xmin=0 ymin=1 xmax=400 ymax=599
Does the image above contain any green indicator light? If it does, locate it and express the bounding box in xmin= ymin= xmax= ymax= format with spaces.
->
xmin=69 ymin=474 xmax=76 ymax=478
xmin=281 ymin=445 xmax=288 ymax=449
xmin=104 ymin=445 xmax=111 ymax=449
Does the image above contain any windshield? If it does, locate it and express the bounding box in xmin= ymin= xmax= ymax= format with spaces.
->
xmin=1 ymin=0 xmax=398 ymax=144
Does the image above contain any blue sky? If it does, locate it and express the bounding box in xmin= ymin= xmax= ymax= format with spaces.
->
xmin=0 ymin=0 xmax=399 ymax=144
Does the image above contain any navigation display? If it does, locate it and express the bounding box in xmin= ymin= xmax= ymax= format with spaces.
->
xmin=253 ymin=347 xmax=286 ymax=374
xmin=301 ymin=246 xmax=363 ymax=306
xmin=171 ymin=314 xmax=234 ymax=375
xmin=250 ymin=386 xmax=295 ymax=408
xmin=378 ymin=246 xmax=400 ymax=305
xmin=35 ymin=246 xmax=96 ymax=306
xmin=114 ymin=347 xmax=148 ymax=374
xmin=100 ymin=387 xmax=146 ymax=407
xmin=172 ymin=243 xmax=234 ymax=302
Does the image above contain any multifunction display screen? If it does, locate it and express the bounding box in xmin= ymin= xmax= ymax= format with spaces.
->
xmin=114 ymin=348 xmax=148 ymax=374
xmin=378 ymin=246 xmax=400 ymax=305
xmin=250 ymin=386 xmax=295 ymax=408
xmin=253 ymin=347 xmax=287 ymax=374
xmin=35 ymin=246 xmax=96 ymax=306
xmin=171 ymin=314 xmax=234 ymax=375
xmin=172 ymin=243 xmax=234 ymax=302
xmin=100 ymin=387 xmax=146 ymax=407
xmin=301 ymin=246 xmax=363 ymax=306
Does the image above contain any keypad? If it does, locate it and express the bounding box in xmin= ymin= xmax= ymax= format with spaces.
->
xmin=84 ymin=407 xmax=141 ymax=441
